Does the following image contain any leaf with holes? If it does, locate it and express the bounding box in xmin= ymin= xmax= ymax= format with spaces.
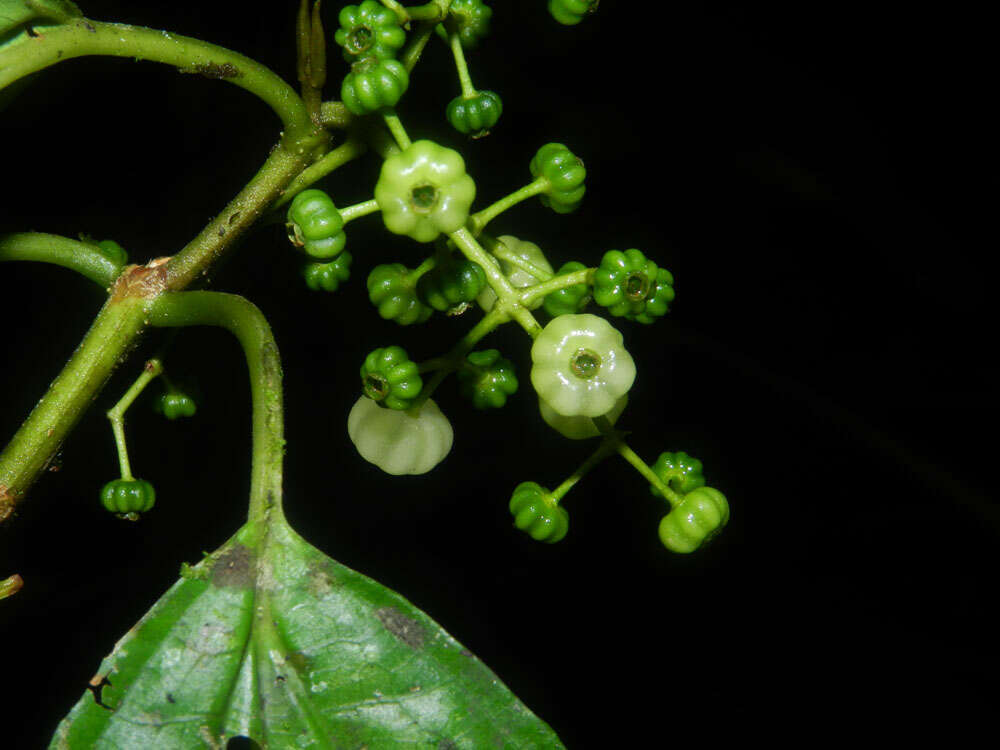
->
xmin=49 ymin=517 xmax=564 ymax=748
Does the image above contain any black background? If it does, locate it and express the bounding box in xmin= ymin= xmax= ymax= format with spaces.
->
xmin=1 ymin=1 xmax=996 ymax=746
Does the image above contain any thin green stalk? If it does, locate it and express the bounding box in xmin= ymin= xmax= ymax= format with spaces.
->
xmin=550 ymin=438 xmax=618 ymax=504
xmin=405 ymin=0 xmax=451 ymax=23
xmin=340 ymin=199 xmax=381 ymax=223
xmin=382 ymin=110 xmax=412 ymax=150
xmin=106 ymin=359 xmax=164 ymax=480
xmin=450 ymin=227 xmax=543 ymax=338
xmin=519 ymin=267 xmax=592 ymax=308
xmin=487 ymin=236 xmax=555 ymax=282
xmin=272 ymin=138 xmax=368 ymax=211
xmin=148 ymin=292 xmax=285 ymax=526
xmin=399 ymin=19 xmax=440 ymax=72
xmin=616 ymin=442 xmax=681 ymax=508
xmin=0 ymin=19 xmax=310 ymax=135
xmin=448 ymin=30 xmax=475 ymax=98
xmin=407 ymin=255 xmax=438 ymax=282
xmin=469 ymin=178 xmax=547 ymax=234
xmin=0 ymin=232 xmax=123 ymax=288
xmin=413 ymin=306 xmax=508 ymax=405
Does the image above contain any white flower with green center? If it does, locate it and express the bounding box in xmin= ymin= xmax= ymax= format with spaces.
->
xmin=530 ymin=313 xmax=636 ymax=418
xmin=374 ymin=140 xmax=477 ymax=243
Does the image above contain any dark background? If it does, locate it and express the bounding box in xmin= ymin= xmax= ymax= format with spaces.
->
xmin=2 ymin=1 xmax=995 ymax=745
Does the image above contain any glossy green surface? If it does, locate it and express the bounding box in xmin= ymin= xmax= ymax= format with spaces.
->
xmin=333 ymin=0 xmax=405 ymax=62
xmin=633 ymin=267 xmax=675 ymax=324
xmin=366 ymin=262 xmax=433 ymax=325
xmin=592 ymin=248 xmax=659 ymax=319
xmin=529 ymin=142 xmax=586 ymax=214
xmin=303 ymin=251 xmax=352 ymax=293
xmin=341 ymin=56 xmax=409 ymax=115
xmin=360 ymin=345 xmax=423 ymax=410
xmin=348 ymin=395 xmax=454 ymax=475
xmin=543 ymin=260 xmax=591 ymax=317
xmin=95 ymin=238 xmax=128 ymax=266
xmin=286 ymin=188 xmax=347 ymax=260
xmin=658 ymin=486 xmax=730 ymax=554
xmin=530 ymin=313 xmax=635 ymax=418
xmin=538 ymin=393 xmax=626 ymax=440
xmin=154 ymin=391 xmax=197 ymax=421
xmin=50 ymin=517 xmax=564 ymax=747
xmin=547 ymin=0 xmax=598 ymax=26
xmin=509 ymin=481 xmax=569 ymax=543
xmin=374 ymin=140 xmax=476 ymax=242
xmin=477 ymin=235 xmax=553 ymax=312
xmin=440 ymin=0 xmax=493 ymax=49
xmin=446 ymin=90 xmax=502 ymax=137
xmin=457 ymin=349 xmax=518 ymax=409
xmin=416 ymin=256 xmax=486 ymax=311
xmin=100 ymin=478 xmax=155 ymax=517
xmin=649 ymin=450 xmax=706 ymax=497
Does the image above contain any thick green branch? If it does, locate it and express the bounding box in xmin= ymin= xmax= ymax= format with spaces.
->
xmin=0 ymin=232 xmax=122 ymax=288
xmin=0 ymin=18 xmax=310 ymax=135
xmin=164 ymin=130 xmax=324 ymax=290
xmin=148 ymin=292 xmax=285 ymax=526
xmin=0 ymin=291 xmax=154 ymax=521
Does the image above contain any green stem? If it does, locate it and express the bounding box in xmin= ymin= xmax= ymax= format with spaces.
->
xmin=272 ymin=138 xmax=368 ymax=212
xmin=469 ymin=178 xmax=548 ymax=234
xmin=319 ymin=101 xmax=354 ymax=129
xmin=486 ymin=235 xmax=554 ymax=282
xmin=550 ymin=438 xmax=617 ymax=504
xmin=106 ymin=359 xmax=164 ymax=480
xmin=0 ymin=232 xmax=123 ymax=288
xmin=340 ymin=199 xmax=381 ymax=223
xmin=448 ymin=29 xmax=476 ymax=98
xmin=399 ymin=19 xmax=439 ymax=72
xmin=165 ymin=130 xmax=324 ymax=290
xmin=406 ymin=255 xmax=437 ymax=283
xmin=0 ymin=295 xmax=151 ymax=521
xmin=519 ymin=267 xmax=592 ymax=308
xmin=449 ymin=227 xmax=543 ymax=338
xmin=405 ymin=0 xmax=450 ymax=22
xmin=616 ymin=441 xmax=682 ymax=508
xmin=379 ymin=0 xmax=409 ymax=23
xmin=0 ymin=19 xmax=311 ymax=136
xmin=382 ymin=109 xmax=412 ymax=150
xmin=148 ymin=292 xmax=285 ymax=525
xmin=0 ymin=574 xmax=23 ymax=601
xmin=413 ymin=306 xmax=507 ymax=405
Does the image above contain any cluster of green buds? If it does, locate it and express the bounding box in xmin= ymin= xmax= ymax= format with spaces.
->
xmin=274 ymin=0 xmax=727 ymax=552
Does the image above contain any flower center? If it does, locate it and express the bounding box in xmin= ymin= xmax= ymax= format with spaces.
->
xmin=363 ymin=374 xmax=389 ymax=401
xmin=346 ymin=26 xmax=373 ymax=55
xmin=411 ymin=184 xmax=439 ymax=213
xmin=570 ymin=348 xmax=602 ymax=379
xmin=624 ymin=272 xmax=650 ymax=302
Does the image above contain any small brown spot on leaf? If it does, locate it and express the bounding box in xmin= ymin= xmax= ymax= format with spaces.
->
xmin=375 ymin=607 xmax=425 ymax=649
xmin=210 ymin=544 xmax=255 ymax=588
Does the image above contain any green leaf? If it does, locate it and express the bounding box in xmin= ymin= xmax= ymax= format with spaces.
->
xmin=50 ymin=518 xmax=564 ymax=749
